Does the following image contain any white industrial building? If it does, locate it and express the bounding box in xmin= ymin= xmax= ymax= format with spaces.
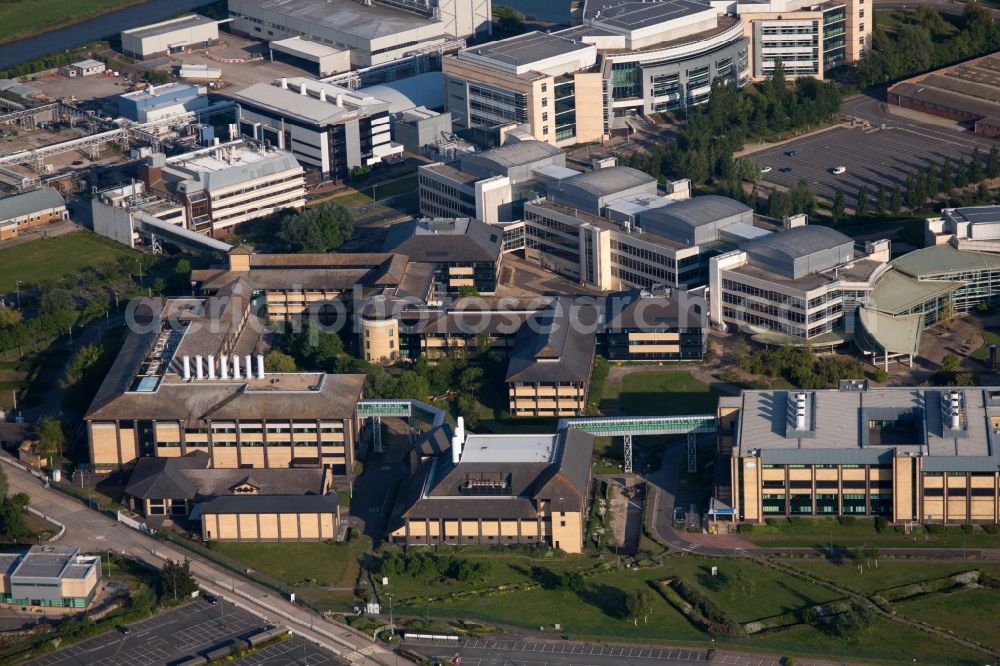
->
xmin=926 ymin=206 xmax=1000 ymax=254
xmin=61 ymin=59 xmax=106 ymax=77
xmin=227 ymin=0 xmax=490 ymax=68
xmin=269 ymin=37 xmax=351 ymax=77
xmin=121 ymin=15 xmax=222 ymax=60
xmin=229 ymin=78 xmax=404 ymax=182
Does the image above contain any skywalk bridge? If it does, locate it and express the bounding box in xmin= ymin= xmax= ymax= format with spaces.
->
xmin=357 ymin=400 xmax=717 ymax=472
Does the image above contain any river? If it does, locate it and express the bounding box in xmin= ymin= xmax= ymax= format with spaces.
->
xmin=0 ymin=0 xmax=215 ymax=69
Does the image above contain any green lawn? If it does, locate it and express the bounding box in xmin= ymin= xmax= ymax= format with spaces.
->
xmin=610 ymin=371 xmax=720 ymax=416
xmin=0 ymin=0 xmax=141 ymax=43
xmin=378 ymin=551 xmax=596 ymax=601
xmin=739 ymin=517 xmax=1000 ymax=549
xmin=895 ymin=587 xmax=1000 ymax=651
xmin=0 ymin=231 xmax=139 ymax=292
xmin=781 ymin=559 xmax=991 ymax=595
xmin=210 ymin=537 xmax=368 ymax=589
xmin=972 ymin=327 xmax=1000 ymax=360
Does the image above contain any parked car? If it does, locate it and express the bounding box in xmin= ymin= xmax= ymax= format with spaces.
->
xmin=117 ymin=625 xmax=131 ymax=635
xmin=761 ymin=166 xmax=772 ymax=173
xmin=831 ymin=166 xmax=847 ymax=175
xmin=205 ymin=595 xmax=219 ymax=605
xmin=785 ymin=150 xmax=800 ymax=157
xmin=779 ymin=167 xmax=793 ymax=173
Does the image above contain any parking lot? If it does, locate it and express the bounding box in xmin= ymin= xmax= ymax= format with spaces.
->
xmin=750 ymin=124 xmax=994 ymax=203
xmin=28 ymin=598 xmax=338 ymax=666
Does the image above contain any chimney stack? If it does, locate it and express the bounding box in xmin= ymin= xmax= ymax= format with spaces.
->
xmin=256 ymin=354 xmax=265 ymax=379
xmin=245 ymin=355 xmax=253 ymax=380
xmin=300 ymin=82 xmax=307 ymax=96
xmin=207 ymin=355 xmax=216 ymax=379
xmin=182 ymin=355 xmax=191 ymax=380
xmin=280 ymin=77 xmax=288 ymax=89
xmin=232 ymin=354 xmax=241 ymax=380
xmin=195 ymin=355 xmax=204 ymax=380
xmin=221 ymin=354 xmax=229 ymax=379
xmin=319 ymin=89 xmax=327 ymax=102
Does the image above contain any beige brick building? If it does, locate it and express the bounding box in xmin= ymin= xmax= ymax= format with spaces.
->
xmin=391 ymin=420 xmax=594 ymax=553
xmin=199 ymin=495 xmax=340 ymax=542
xmin=720 ymin=384 xmax=1000 ymax=525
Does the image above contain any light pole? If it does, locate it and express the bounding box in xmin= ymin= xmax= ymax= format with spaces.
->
xmin=134 ymin=258 xmax=143 ymax=287
xmin=15 ymin=280 xmax=22 ymax=310
xmin=114 ymin=291 xmax=119 ymax=312
xmin=386 ymin=592 xmax=394 ymax=637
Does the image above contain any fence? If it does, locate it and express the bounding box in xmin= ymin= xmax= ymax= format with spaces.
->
xmin=26 ymin=506 xmax=65 ymax=542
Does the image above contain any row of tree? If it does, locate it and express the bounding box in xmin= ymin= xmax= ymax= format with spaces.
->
xmin=622 ymin=63 xmax=841 ymax=189
xmin=856 ymin=3 xmax=1000 ymax=88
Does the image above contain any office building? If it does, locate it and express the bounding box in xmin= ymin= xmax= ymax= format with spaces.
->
xmin=200 ymin=495 xmax=341 ymax=542
xmin=382 ymin=217 xmax=503 ymax=294
xmin=269 ymin=37 xmax=352 ymax=77
xmin=709 ymin=224 xmax=891 ymax=345
xmin=61 ymin=59 xmax=106 ymax=77
xmin=524 ymin=194 xmax=756 ymax=291
xmin=84 ymin=294 xmax=366 ymax=476
xmin=0 ymin=188 xmax=67 ymax=241
xmin=600 ymin=288 xmax=705 ymax=361
xmin=91 ymin=182 xmax=189 ymax=249
xmin=229 ymin=78 xmax=403 ymax=182
xmin=927 ymin=205 xmax=1000 ymax=253
xmin=0 ymin=546 xmax=101 ymax=609
xmin=418 ymin=140 xmax=565 ymax=223
xmin=228 ymin=0 xmax=490 ymax=68
xmin=140 ymin=141 xmax=306 ymax=237
xmin=117 ymin=83 xmax=209 ymax=123
xmin=391 ymin=418 xmax=594 ymax=552
xmin=121 ymin=15 xmax=221 ymax=59
xmin=720 ymin=383 xmax=1000 ymax=525
xmin=734 ymin=0 xmax=868 ymax=79
xmin=506 ymin=299 xmax=598 ymax=417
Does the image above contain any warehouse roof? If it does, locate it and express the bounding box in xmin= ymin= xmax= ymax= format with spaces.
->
xmin=551 ymin=166 xmax=656 ymax=200
xmin=462 ymin=140 xmax=564 ymax=172
xmin=0 ymin=188 xmax=64 ymax=222
xmin=123 ymin=14 xmax=219 ymax=39
xmin=741 ymin=224 xmax=853 ymax=261
xmin=233 ymin=0 xmax=437 ymax=40
xmin=229 ymin=83 xmax=354 ymax=125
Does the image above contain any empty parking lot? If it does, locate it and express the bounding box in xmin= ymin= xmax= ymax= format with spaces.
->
xmin=29 ymin=598 xmax=340 ymax=666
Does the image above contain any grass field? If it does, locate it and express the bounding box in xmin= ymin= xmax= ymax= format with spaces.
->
xmin=895 ymin=587 xmax=1000 ymax=651
xmin=210 ymin=537 xmax=368 ymax=590
xmin=604 ymin=371 xmax=720 ymax=416
xmin=781 ymin=559 xmax=997 ymax=594
xmin=0 ymin=0 xmax=140 ymax=43
xmin=0 ymin=231 xmax=139 ymax=292
xmin=972 ymin=327 xmax=1000 ymax=360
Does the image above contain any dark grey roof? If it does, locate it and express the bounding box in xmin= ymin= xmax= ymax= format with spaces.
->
xmin=505 ymin=299 xmax=598 ymax=383
xmin=552 ymin=166 xmax=655 ymax=200
xmin=197 ymin=494 xmax=339 ymax=515
xmin=603 ymin=289 xmax=704 ymax=330
xmin=460 ymin=141 xmax=564 ymax=174
xmin=124 ymin=452 xmax=209 ymax=500
xmin=583 ymin=0 xmax=712 ymax=28
xmin=182 ymin=467 xmax=325 ymax=497
xmin=741 ymin=225 xmax=853 ymax=261
xmin=0 ymin=188 xmax=64 ymax=222
xmin=383 ymin=218 xmax=502 ymax=264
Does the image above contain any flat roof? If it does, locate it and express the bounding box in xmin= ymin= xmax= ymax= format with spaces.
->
xmin=270 ymin=36 xmax=345 ymax=59
xmin=0 ymin=188 xmax=64 ymax=222
xmin=460 ymin=434 xmax=558 ymax=463
xmin=123 ymin=14 xmax=219 ymax=39
xmin=891 ymin=243 xmax=1000 ymax=279
xmin=72 ymin=59 xmax=104 ymax=69
xmin=229 ymin=83 xmax=352 ymax=125
xmin=462 ymin=31 xmax=593 ymax=68
xmin=120 ymin=82 xmax=199 ymax=101
xmin=12 ymin=546 xmax=79 ymax=579
xmin=584 ymin=0 xmax=714 ymax=30
xmin=233 ymin=0 xmax=437 ymax=40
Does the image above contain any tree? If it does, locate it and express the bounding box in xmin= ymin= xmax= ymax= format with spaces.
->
xmin=36 ymin=417 xmax=65 ymax=469
xmin=0 ymin=308 xmax=21 ymax=329
xmin=941 ymin=158 xmax=954 ymax=192
xmin=977 ymin=181 xmax=992 ymax=204
xmin=2 ymin=492 xmax=30 ymax=540
xmin=939 ymin=298 xmax=956 ymax=328
xmin=624 ymin=588 xmax=655 ymax=625
xmin=278 ymin=202 xmax=354 ymax=253
xmin=0 ymin=465 xmax=6 ymax=502
xmin=940 ymin=353 xmax=961 ymax=372
xmin=830 ymin=601 xmax=877 ymax=643
xmin=562 ymin=571 xmax=586 ymax=594
xmin=971 ymin=147 xmax=984 ymax=183
xmin=891 ymin=185 xmax=902 ymax=214
xmin=856 ymin=185 xmax=869 ymax=218
xmin=876 ymin=184 xmax=887 ymax=216
xmin=988 ymin=145 xmax=999 ymax=179
xmin=160 ymin=558 xmax=198 ymax=600
xmin=957 ymin=158 xmax=969 ymax=188
xmin=263 ymin=349 xmax=297 ymax=373
xmin=831 ymin=189 xmax=846 ymax=225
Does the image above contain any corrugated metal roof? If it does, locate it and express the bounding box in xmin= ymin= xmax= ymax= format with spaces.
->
xmin=891 ymin=243 xmax=1000 ymax=278
xmin=0 ymin=188 xmax=64 ymax=223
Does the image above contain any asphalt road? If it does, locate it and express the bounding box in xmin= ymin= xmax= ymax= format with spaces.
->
xmin=411 ymin=638 xmax=709 ymax=666
xmin=32 ymin=597 xmax=343 ymax=666
xmin=0 ymin=458 xmax=394 ymax=666
xmin=748 ymin=94 xmax=1000 ymax=204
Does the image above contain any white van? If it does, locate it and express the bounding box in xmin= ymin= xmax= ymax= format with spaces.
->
xmin=831 ymin=166 xmax=847 ymax=175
